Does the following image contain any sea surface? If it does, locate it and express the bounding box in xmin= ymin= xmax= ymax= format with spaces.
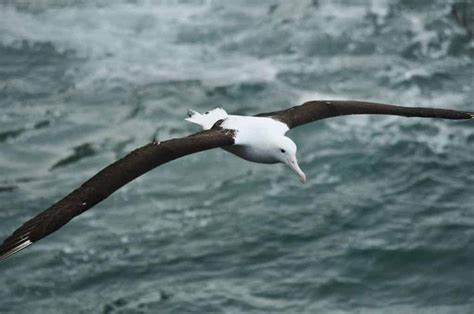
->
xmin=0 ymin=1 xmax=473 ymax=313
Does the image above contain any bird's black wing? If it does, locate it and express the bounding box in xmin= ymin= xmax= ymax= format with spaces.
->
xmin=0 ymin=128 xmax=235 ymax=260
xmin=255 ymin=100 xmax=473 ymax=129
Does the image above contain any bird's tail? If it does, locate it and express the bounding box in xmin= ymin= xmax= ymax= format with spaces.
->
xmin=185 ymin=108 xmax=228 ymax=130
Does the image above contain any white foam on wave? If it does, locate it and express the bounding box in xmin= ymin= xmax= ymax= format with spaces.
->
xmin=0 ymin=2 xmax=202 ymax=55
xmin=0 ymin=2 xmax=278 ymax=89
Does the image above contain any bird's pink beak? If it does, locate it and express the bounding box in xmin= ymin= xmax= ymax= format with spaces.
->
xmin=287 ymin=156 xmax=306 ymax=184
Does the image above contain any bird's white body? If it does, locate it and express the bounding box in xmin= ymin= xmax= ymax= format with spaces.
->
xmin=186 ymin=107 xmax=306 ymax=182
xmin=186 ymin=108 xmax=290 ymax=163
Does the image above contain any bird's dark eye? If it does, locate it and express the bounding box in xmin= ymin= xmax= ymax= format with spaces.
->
xmin=205 ymin=111 xmax=209 ymax=114
xmin=280 ymin=149 xmax=286 ymax=153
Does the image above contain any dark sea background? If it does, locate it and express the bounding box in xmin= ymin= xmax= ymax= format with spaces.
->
xmin=0 ymin=1 xmax=473 ymax=313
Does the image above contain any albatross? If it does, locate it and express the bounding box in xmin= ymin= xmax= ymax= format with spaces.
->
xmin=1 ymin=100 xmax=472 ymax=260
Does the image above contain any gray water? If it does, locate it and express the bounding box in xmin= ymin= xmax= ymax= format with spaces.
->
xmin=0 ymin=1 xmax=473 ymax=313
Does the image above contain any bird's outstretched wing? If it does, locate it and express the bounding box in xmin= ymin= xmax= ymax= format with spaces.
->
xmin=0 ymin=128 xmax=235 ymax=260
xmin=255 ymin=100 xmax=473 ymax=129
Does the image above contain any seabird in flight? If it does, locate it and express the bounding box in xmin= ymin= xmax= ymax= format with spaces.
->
xmin=1 ymin=100 xmax=472 ymax=260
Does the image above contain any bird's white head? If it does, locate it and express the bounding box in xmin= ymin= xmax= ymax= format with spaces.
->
xmin=273 ymin=136 xmax=306 ymax=184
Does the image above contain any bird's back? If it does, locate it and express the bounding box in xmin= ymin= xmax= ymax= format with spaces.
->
xmin=186 ymin=108 xmax=290 ymax=163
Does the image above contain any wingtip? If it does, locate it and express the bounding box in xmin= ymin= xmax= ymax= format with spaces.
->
xmin=0 ymin=239 xmax=33 ymax=261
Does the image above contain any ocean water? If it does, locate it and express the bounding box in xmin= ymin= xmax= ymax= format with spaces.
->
xmin=0 ymin=0 xmax=473 ymax=313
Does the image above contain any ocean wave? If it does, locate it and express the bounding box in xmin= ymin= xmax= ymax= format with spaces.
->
xmin=1 ymin=1 xmax=473 ymax=313
xmin=0 ymin=3 xmax=279 ymax=90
